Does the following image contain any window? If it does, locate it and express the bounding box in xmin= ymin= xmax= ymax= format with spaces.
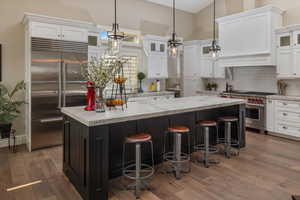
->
xmin=122 ymin=55 xmax=138 ymax=91
xmin=105 ymin=55 xmax=139 ymax=95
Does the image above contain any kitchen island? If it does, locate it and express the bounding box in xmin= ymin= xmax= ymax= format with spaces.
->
xmin=61 ymin=96 xmax=246 ymax=200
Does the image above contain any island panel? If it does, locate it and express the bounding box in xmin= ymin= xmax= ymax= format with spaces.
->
xmin=63 ymin=103 xmax=245 ymax=200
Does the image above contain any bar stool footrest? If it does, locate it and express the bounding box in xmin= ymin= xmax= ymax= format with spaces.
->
xmin=163 ymin=152 xmax=190 ymax=163
xmin=218 ymin=138 xmax=239 ymax=146
xmin=123 ymin=163 xmax=155 ymax=180
xmin=194 ymin=144 xmax=218 ymax=154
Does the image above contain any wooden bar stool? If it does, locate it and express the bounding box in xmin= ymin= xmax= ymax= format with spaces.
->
xmin=218 ymin=116 xmax=240 ymax=158
xmin=122 ymin=133 xmax=154 ymax=199
xmin=195 ymin=121 xmax=219 ymax=168
xmin=163 ymin=126 xmax=191 ymax=179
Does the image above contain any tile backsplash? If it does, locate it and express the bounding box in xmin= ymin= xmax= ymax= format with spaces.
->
xmin=211 ymin=66 xmax=300 ymax=96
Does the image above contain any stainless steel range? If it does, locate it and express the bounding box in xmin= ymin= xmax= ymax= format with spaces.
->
xmin=221 ymin=91 xmax=276 ymax=133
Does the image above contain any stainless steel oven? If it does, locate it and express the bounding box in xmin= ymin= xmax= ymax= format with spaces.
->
xmin=221 ymin=91 xmax=276 ymax=133
xmin=245 ymin=103 xmax=265 ymax=132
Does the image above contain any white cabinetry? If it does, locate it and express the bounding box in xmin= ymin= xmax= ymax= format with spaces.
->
xmin=148 ymin=54 xmax=168 ymax=78
xmin=217 ymin=6 xmax=283 ymax=67
xmin=61 ymin=25 xmax=88 ymax=42
xmin=143 ymin=35 xmax=168 ymax=79
xmin=266 ymin=99 xmax=275 ymax=132
xmin=199 ymin=41 xmax=225 ymax=79
xmin=183 ymin=44 xmax=201 ymax=77
xmin=31 ymin=22 xmax=88 ymax=42
xmin=267 ymin=98 xmax=300 ymax=140
xmin=276 ymin=25 xmax=300 ymax=78
xmin=183 ymin=40 xmax=225 ymax=79
xmin=31 ymin=22 xmax=61 ymax=40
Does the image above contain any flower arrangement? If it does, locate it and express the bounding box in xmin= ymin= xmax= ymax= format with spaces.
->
xmin=82 ymin=56 xmax=126 ymax=89
xmin=81 ymin=55 xmax=127 ymax=112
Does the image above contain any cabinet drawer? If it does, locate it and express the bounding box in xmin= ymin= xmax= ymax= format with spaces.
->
xmin=277 ymin=110 xmax=300 ymax=122
xmin=276 ymin=100 xmax=300 ymax=111
xmin=276 ymin=123 xmax=300 ymax=138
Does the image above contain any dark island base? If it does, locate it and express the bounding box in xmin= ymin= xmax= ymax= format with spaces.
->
xmin=63 ymin=104 xmax=246 ymax=200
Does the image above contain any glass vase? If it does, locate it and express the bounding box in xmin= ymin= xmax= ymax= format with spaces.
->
xmin=95 ymin=87 xmax=106 ymax=113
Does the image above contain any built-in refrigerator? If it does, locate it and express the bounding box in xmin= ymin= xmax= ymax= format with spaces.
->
xmin=31 ymin=37 xmax=88 ymax=150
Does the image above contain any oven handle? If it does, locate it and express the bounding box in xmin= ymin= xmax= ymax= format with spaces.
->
xmin=246 ymin=103 xmax=265 ymax=108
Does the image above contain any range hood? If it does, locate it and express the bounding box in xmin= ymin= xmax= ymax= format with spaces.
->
xmin=216 ymin=6 xmax=284 ymax=67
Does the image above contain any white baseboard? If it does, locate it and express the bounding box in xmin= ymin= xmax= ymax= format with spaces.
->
xmin=0 ymin=134 xmax=27 ymax=148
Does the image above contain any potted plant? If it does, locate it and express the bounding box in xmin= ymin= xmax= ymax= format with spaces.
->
xmin=0 ymin=81 xmax=26 ymax=139
xmin=137 ymin=72 xmax=146 ymax=93
xmin=211 ymin=82 xmax=218 ymax=91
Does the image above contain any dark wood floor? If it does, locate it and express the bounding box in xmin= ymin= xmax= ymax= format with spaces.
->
xmin=0 ymin=131 xmax=300 ymax=200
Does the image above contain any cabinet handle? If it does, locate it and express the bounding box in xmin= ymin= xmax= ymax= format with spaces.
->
xmin=282 ymin=126 xmax=287 ymax=130
xmin=283 ymin=103 xmax=287 ymax=106
xmin=282 ymin=113 xmax=287 ymax=116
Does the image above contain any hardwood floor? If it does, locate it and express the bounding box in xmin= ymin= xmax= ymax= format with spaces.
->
xmin=0 ymin=131 xmax=299 ymax=200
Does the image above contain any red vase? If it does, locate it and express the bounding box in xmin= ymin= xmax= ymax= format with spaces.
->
xmin=85 ymin=81 xmax=96 ymax=111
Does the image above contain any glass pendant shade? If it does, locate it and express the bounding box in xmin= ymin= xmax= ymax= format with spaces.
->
xmin=107 ymin=0 xmax=125 ymax=55
xmin=108 ymin=36 xmax=122 ymax=56
xmin=168 ymin=0 xmax=182 ymax=58
xmin=210 ymin=40 xmax=221 ymax=58
xmin=209 ymin=0 xmax=221 ymax=58
xmin=168 ymin=36 xmax=182 ymax=58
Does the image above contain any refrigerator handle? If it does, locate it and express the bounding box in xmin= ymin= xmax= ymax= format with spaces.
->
xmin=58 ymin=61 xmax=62 ymax=109
xmin=62 ymin=62 xmax=67 ymax=107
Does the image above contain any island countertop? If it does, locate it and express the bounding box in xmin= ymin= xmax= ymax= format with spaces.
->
xmin=61 ymin=96 xmax=246 ymax=127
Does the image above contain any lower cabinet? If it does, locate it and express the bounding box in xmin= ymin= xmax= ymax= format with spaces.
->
xmin=266 ymin=99 xmax=300 ymax=139
xmin=64 ymin=116 xmax=109 ymax=200
xmin=266 ymin=99 xmax=275 ymax=132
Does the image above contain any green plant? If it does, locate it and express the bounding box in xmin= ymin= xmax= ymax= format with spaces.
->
xmin=211 ymin=83 xmax=218 ymax=91
xmin=0 ymin=81 xmax=26 ymax=124
xmin=137 ymin=72 xmax=146 ymax=81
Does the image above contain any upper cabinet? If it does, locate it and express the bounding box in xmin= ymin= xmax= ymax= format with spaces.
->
xmin=61 ymin=25 xmax=88 ymax=42
xmin=31 ymin=22 xmax=88 ymax=43
xmin=183 ymin=40 xmax=225 ymax=79
xmin=31 ymin=22 xmax=61 ymax=40
xmin=183 ymin=43 xmax=201 ymax=77
xmin=143 ymin=35 xmax=169 ymax=79
xmin=23 ymin=13 xmax=91 ymax=43
xmin=216 ymin=6 xmax=284 ymax=67
xmin=276 ymin=25 xmax=300 ymax=78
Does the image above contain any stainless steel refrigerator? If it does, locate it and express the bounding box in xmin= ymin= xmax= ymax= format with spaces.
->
xmin=31 ymin=37 xmax=88 ymax=150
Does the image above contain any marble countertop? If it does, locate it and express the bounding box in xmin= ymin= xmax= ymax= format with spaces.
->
xmin=128 ymin=91 xmax=175 ymax=97
xmin=267 ymin=95 xmax=300 ymax=101
xmin=61 ymin=96 xmax=246 ymax=127
xmin=196 ymin=90 xmax=221 ymax=96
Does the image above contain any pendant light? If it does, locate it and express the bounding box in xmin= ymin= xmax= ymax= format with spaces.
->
xmin=209 ymin=0 xmax=221 ymax=58
xmin=107 ymin=0 xmax=125 ymax=55
xmin=168 ymin=0 xmax=182 ymax=57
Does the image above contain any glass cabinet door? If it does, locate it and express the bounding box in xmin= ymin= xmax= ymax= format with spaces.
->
xmin=159 ymin=43 xmax=165 ymax=53
xmin=202 ymin=46 xmax=211 ymax=56
xmin=293 ymin=31 xmax=300 ymax=48
xmin=278 ymin=33 xmax=291 ymax=49
xmin=150 ymin=42 xmax=156 ymax=52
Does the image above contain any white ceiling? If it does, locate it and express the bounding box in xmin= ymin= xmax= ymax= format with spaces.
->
xmin=145 ymin=0 xmax=213 ymax=13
